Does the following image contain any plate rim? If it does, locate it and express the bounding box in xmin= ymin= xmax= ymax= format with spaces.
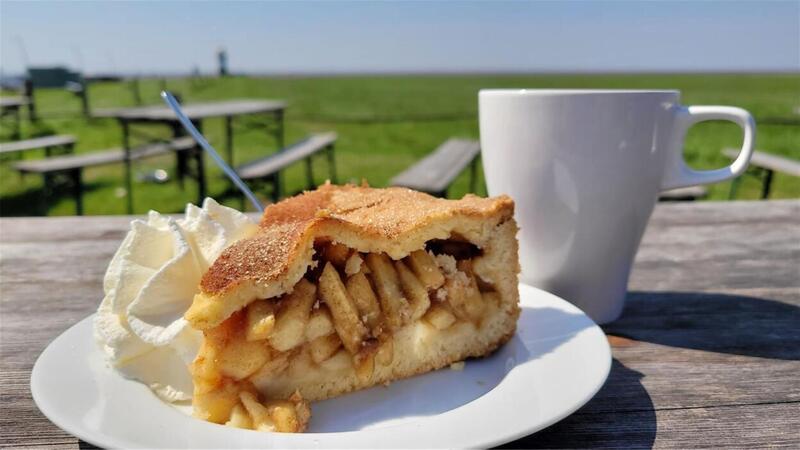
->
xmin=31 ymin=283 xmax=611 ymax=448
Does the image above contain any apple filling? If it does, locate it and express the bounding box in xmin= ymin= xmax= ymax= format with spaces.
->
xmin=190 ymin=239 xmax=500 ymax=433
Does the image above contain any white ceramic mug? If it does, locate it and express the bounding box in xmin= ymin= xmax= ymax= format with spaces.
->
xmin=479 ymin=89 xmax=755 ymax=324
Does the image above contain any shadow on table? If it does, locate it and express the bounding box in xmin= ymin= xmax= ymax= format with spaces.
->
xmin=500 ymin=359 xmax=656 ymax=449
xmin=606 ymin=291 xmax=800 ymax=361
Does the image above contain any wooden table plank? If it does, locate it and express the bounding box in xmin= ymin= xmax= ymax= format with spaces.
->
xmin=1 ymin=200 xmax=798 ymax=448
xmin=108 ymin=99 xmax=286 ymax=121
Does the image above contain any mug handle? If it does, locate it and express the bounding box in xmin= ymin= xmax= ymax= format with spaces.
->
xmin=661 ymin=105 xmax=756 ymax=190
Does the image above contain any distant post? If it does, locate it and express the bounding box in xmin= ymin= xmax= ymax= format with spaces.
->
xmin=217 ymin=48 xmax=228 ymax=77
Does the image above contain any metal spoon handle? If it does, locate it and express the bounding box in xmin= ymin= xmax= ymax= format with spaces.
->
xmin=160 ymin=91 xmax=264 ymax=213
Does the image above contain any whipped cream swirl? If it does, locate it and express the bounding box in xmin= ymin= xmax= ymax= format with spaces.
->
xmin=93 ymin=198 xmax=257 ymax=401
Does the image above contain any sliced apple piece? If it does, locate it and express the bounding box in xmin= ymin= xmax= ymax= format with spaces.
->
xmin=395 ymin=259 xmax=431 ymax=321
xmin=345 ymin=268 xmax=382 ymax=333
xmin=268 ymin=279 xmax=316 ymax=352
xmin=405 ymin=249 xmax=445 ymax=290
xmin=245 ymin=300 xmax=275 ymax=341
xmin=309 ymin=333 xmax=343 ymax=364
xmin=365 ymin=253 xmax=410 ymax=331
xmin=318 ymin=262 xmax=368 ymax=353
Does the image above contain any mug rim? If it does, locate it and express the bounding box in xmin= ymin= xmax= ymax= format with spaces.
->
xmin=479 ymin=89 xmax=679 ymax=96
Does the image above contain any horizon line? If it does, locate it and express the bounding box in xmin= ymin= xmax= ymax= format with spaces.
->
xmin=1 ymin=68 xmax=798 ymax=80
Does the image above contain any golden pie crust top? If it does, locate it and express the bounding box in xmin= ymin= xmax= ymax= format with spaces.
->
xmin=188 ymin=183 xmax=515 ymax=330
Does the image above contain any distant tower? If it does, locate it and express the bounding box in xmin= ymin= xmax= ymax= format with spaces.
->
xmin=217 ymin=48 xmax=228 ymax=77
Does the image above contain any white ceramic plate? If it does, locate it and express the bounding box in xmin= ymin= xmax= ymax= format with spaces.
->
xmin=31 ymin=283 xmax=610 ymax=448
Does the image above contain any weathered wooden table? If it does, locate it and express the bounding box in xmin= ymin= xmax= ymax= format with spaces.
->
xmin=102 ymin=99 xmax=287 ymax=214
xmin=1 ymin=200 xmax=798 ymax=448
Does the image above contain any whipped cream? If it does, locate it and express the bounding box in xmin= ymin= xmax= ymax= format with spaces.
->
xmin=93 ymin=198 xmax=258 ymax=402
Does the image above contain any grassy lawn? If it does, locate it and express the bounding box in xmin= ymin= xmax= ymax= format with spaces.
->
xmin=1 ymin=73 xmax=798 ymax=216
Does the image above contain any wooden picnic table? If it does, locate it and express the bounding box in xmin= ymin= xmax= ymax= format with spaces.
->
xmin=1 ymin=200 xmax=798 ymax=448
xmin=103 ymin=99 xmax=287 ymax=213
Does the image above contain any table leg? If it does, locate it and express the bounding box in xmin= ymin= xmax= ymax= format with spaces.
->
xmin=225 ymin=116 xmax=234 ymax=166
xmin=195 ymin=146 xmax=206 ymax=204
xmin=70 ymin=169 xmax=83 ymax=215
xmin=24 ymin=79 xmax=38 ymax=122
xmin=122 ymin=120 xmax=134 ymax=214
xmin=171 ymin=121 xmax=190 ymax=189
xmin=274 ymin=109 xmax=285 ymax=149
xmin=12 ymin=106 xmax=21 ymax=141
xmin=176 ymin=152 xmax=188 ymax=190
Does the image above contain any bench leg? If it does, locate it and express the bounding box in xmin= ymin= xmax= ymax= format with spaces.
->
xmin=225 ymin=116 xmax=234 ymax=166
xmin=176 ymin=151 xmax=188 ymax=190
xmin=327 ymin=144 xmax=337 ymax=184
xmin=761 ymin=169 xmax=774 ymax=199
xmin=305 ymin=156 xmax=315 ymax=190
xmin=70 ymin=169 xmax=83 ymax=215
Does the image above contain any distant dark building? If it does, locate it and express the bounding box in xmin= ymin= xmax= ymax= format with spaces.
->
xmin=217 ymin=48 xmax=228 ymax=77
xmin=28 ymin=66 xmax=82 ymax=88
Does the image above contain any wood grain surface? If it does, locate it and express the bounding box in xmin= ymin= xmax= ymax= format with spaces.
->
xmin=1 ymin=200 xmax=798 ymax=449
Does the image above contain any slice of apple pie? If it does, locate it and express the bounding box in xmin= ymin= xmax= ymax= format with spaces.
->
xmin=184 ymin=183 xmax=520 ymax=432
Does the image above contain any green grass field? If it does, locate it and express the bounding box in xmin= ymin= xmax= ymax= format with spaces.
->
xmin=1 ymin=73 xmax=798 ymax=216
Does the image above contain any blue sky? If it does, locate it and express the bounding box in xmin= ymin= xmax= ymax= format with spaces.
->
xmin=1 ymin=1 xmax=798 ymax=75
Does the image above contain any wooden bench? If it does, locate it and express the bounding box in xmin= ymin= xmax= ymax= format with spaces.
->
xmin=0 ymin=135 xmax=75 ymax=158
xmin=14 ymin=137 xmax=200 ymax=215
xmin=659 ymin=185 xmax=708 ymax=202
xmin=723 ymin=148 xmax=800 ymax=199
xmin=236 ymin=132 xmax=337 ymax=202
xmin=390 ymin=138 xmax=481 ymax=197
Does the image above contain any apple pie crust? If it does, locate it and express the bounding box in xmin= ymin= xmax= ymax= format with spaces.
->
xmin=184 ymin=183 xmax=520 ymax=432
